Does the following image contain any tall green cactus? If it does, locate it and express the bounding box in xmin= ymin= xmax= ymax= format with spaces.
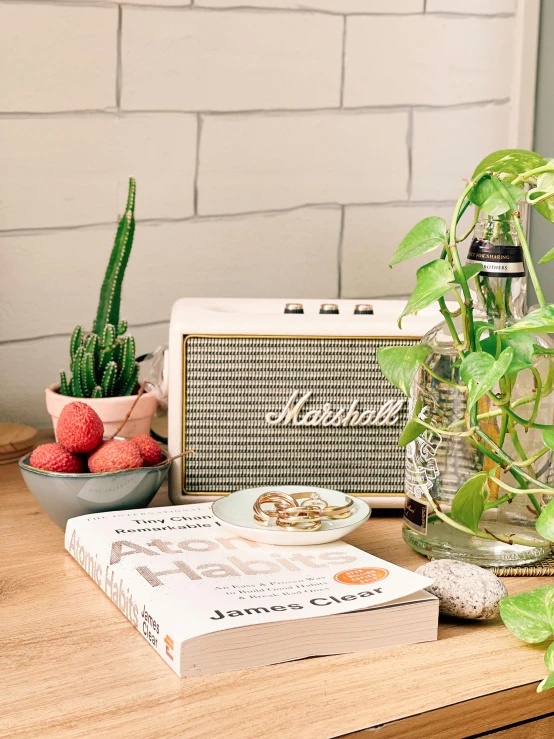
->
xmin=93 ymin=178 xmax=136 ymax=337
xmin=59 ymin=178 xmax=141 ymax=398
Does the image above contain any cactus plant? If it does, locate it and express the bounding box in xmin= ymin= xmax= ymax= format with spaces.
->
xmin=59 ymin=178 xmax=140 ymax=398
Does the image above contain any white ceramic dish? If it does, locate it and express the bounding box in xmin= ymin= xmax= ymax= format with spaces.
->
xmin=211 ymin=486 xmax=371 ymax=546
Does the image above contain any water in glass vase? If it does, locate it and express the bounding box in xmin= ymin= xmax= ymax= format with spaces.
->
xmin=403 ymin=213 xmax=554 ymax=567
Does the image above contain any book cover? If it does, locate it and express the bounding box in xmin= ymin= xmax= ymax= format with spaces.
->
xmin=65 ymin=503 xmax=434 ymax=676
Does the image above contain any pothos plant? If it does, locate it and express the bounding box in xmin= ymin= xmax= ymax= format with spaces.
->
xmin=375 ymin=149 xmax=554 ymax=692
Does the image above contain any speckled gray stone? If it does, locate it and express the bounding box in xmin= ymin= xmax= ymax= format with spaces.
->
xmin=416 ymin=559 xmax=508 ymax=620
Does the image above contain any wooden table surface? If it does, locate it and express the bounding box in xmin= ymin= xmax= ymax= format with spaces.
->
xmin=3 ymin=456 xmax=554 ymax=739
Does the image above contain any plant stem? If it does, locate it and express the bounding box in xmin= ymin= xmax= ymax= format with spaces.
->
xmin=456 ymin=204 xmax=480 ymax=243
xmin=422 ymin=363 xmax=466 ymax=390
xmin=465 ymin=435 xmax=506 ymax=467
xmin=484 ymin=494 xmax=511 ymax=510
xmin=492 ymin=477 xmax=545 ymax=497
xmin=513 ymin=446 xmax=550 ymax=468
xmin=513 ymin=213 xmax=547 ymax=308
xmin=527 ymin=367 xmax=543 ymax=427
xmin=489 ymin=177 xmax=546 ymax=308
xmin=498 ymin=409 xmax=509 ymax=449
xmin=448 ymin=184 xmax=486 ymax=353
xmin=506 ymin=425 xmax=543 ymax=515
xmin=448 ymin=394 xmax=538 ymax=430
xmin=476 ymin=428 xmax=553 ymax=491
xmin=513 ymin=163 xmax=554 ymax=184
xmin=490 ymin=398 xmax=551 ymax=430
xmin=415 ymin=418 xmax=477 ymax=438
xmin=422 ymin=489 xmax=548 ymax=548
xmin=438 ymin=297 xmax=463 ymax=350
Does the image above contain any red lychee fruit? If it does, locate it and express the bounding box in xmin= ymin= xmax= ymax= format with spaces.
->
xmin=88 ymin=439 xmax=143 ymax=473
xmin=56 ymin=401 xmax=104 ymax=453
xmin=131 ymin=435 xmax=164 ymax=466
xmin=29 ymin=443 xmax=86 ymax=473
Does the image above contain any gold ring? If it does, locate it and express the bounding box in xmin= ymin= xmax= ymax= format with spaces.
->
xmin=253 ymin=491 xmax=297 ymax=525
xmin=276 ymin=507 xmax=322 ymax=531
xmin=276 ymin=520 xmax=322 ymax=531
xmin=321 ymin=497 xmax=354 ymax=519
xmin=291 ymin=492 xmax=328 ymax=510
xmin=252 ymin=491 xmax=353 ymax=529
xmin=276 ymin=507 xmax=322 ymax=530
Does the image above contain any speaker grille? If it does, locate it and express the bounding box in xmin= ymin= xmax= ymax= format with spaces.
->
xmin=183 ymin=336 xmax=417 ymax=495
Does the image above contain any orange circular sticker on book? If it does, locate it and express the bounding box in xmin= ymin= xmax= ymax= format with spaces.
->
xmin=334 ymin=568 xmax=389 ymax=585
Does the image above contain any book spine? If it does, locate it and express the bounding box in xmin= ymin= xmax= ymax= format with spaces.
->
xmin=64 ymin=520 xmax=182 ymax=677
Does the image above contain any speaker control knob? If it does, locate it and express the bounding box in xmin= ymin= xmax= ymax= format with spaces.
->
xmin=284 ymin=303 xmax=304 ymax=314
xmin=354 ymin=304 xmax=374 ymax=315
xmin=320 ymin=303 xmax=339 ymax=314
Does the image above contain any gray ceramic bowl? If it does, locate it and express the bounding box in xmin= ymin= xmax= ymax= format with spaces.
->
xmin=19 ymin=450 xmax=170 ymax=529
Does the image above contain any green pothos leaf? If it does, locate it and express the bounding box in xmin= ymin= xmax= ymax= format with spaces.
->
xmin=499 ymin=306 xmax=554 ymax=335
xmin=472 ymin=149 xmax=546 ymax=179
xmin=398 ymin=397 xmax=425 ymax=448
xmin=546 ymin=589 xmax=554 ymax=632
xmin=539 ymin=246 xmax=554 ymax=265
xmin=454 ymin=263 xmax=482 ymax=285
xmin=538 ymin=671 xmax=554 ymax=693
xmin=544 ymin=642 xmax=554 ymax=672
xmin=499 ymin=586 xmax=554 ymax=644
xmin=450 ymin=472 xmax=489 ymax=533
xmin=376 ymin=344 xmax=432 ymax=397
xmin=480 ymin=333 xmax=535 ymax=375
xmin=542 ymin=430 xmax=554 ymax=452
xmin=459 ymin=348 xmax=513 ymax=410
xmin=469 ymin=178 xmax=525 ymax=216
xmin=474 ymin=321 xmax=495 ymax=341
xmin=389 ymin=217 xmax=448 ymax=267
xmin=537 ymin=498 xmax=554 ymax=541
xmin=398 ymin=260 xmax=455 ymax=328
xmin=534 ymin=345 xmax=554 ymax=357
xmin=530 ymin=163 xmax=554 ymax=226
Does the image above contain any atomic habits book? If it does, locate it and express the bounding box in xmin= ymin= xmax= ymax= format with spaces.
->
xmin=65 ymin=504 xmax=438 ymax=677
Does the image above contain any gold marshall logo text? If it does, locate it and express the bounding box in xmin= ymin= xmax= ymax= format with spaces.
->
xmin=265 ymin=391 xmax=404 ymax=427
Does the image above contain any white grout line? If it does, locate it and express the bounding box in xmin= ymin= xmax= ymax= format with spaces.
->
xmin=0 ymin=98 xmax=511 ymax=119
xmin=0 ymin=321 xmax=170 ymax=348
xmin=116 ymin=4 xmax=123 ymax=111
xmin=337 ymin=206 xmax=345 ymax=299
xmin=193 ymin=114 xmax=203 ymax=216
xmin=339 ymin=16 xmax=347 ymax=108
xmin=0 ymin=0 xmax=516 ymax=18
xmin=426 ymin=11 xmax=514 ymax=19
xmin=0 ymin=200 xmax=459 ymax=238
xmin=406 ymin=108 xmax=414 ymax=201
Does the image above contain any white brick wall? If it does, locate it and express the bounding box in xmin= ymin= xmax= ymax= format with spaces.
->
xmin=341 ymin=204 xmax=473 ymax=299
xmin=411 ymin=104 xmax=511 ymax=201
xmin=427 ymin=0 xmax=515 ymax=13
xmin=0 ymin=4 xmax=117 ymax=112
xmin=344 ymin=16 xmax=513 ymax=107
xmin=0 ymin=0 xmax=528 ymax=424
xmin=0 ymin=208 xmax=340 ymax=342
xmin=122 ymin=9 xmax=343 ymax=111
xmin=1 ymin=114 xmax=197 ymax=229
xmin=198 ymin=111 xmax=409 ymax=214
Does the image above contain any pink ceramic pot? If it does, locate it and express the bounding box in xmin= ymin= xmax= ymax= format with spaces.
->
xmin=45 ymin=384 xmax=158 ymax=439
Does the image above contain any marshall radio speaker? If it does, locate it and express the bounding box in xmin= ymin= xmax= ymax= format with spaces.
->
xmin=168 ymin=299 xmax=442 ymax=507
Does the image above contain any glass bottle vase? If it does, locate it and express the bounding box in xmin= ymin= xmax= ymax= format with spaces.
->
xmin=402 ymin=213 xmax=554 ymax=567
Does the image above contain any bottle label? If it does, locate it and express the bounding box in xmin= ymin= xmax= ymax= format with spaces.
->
xmin=403 ymin=495 xmax=428 ymax=535
xmin=467 ymin=239 xmax=525 ymax=277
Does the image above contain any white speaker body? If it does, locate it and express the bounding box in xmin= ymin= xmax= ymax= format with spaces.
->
xmin=168 ymin=298 xmax=444 ymax=507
